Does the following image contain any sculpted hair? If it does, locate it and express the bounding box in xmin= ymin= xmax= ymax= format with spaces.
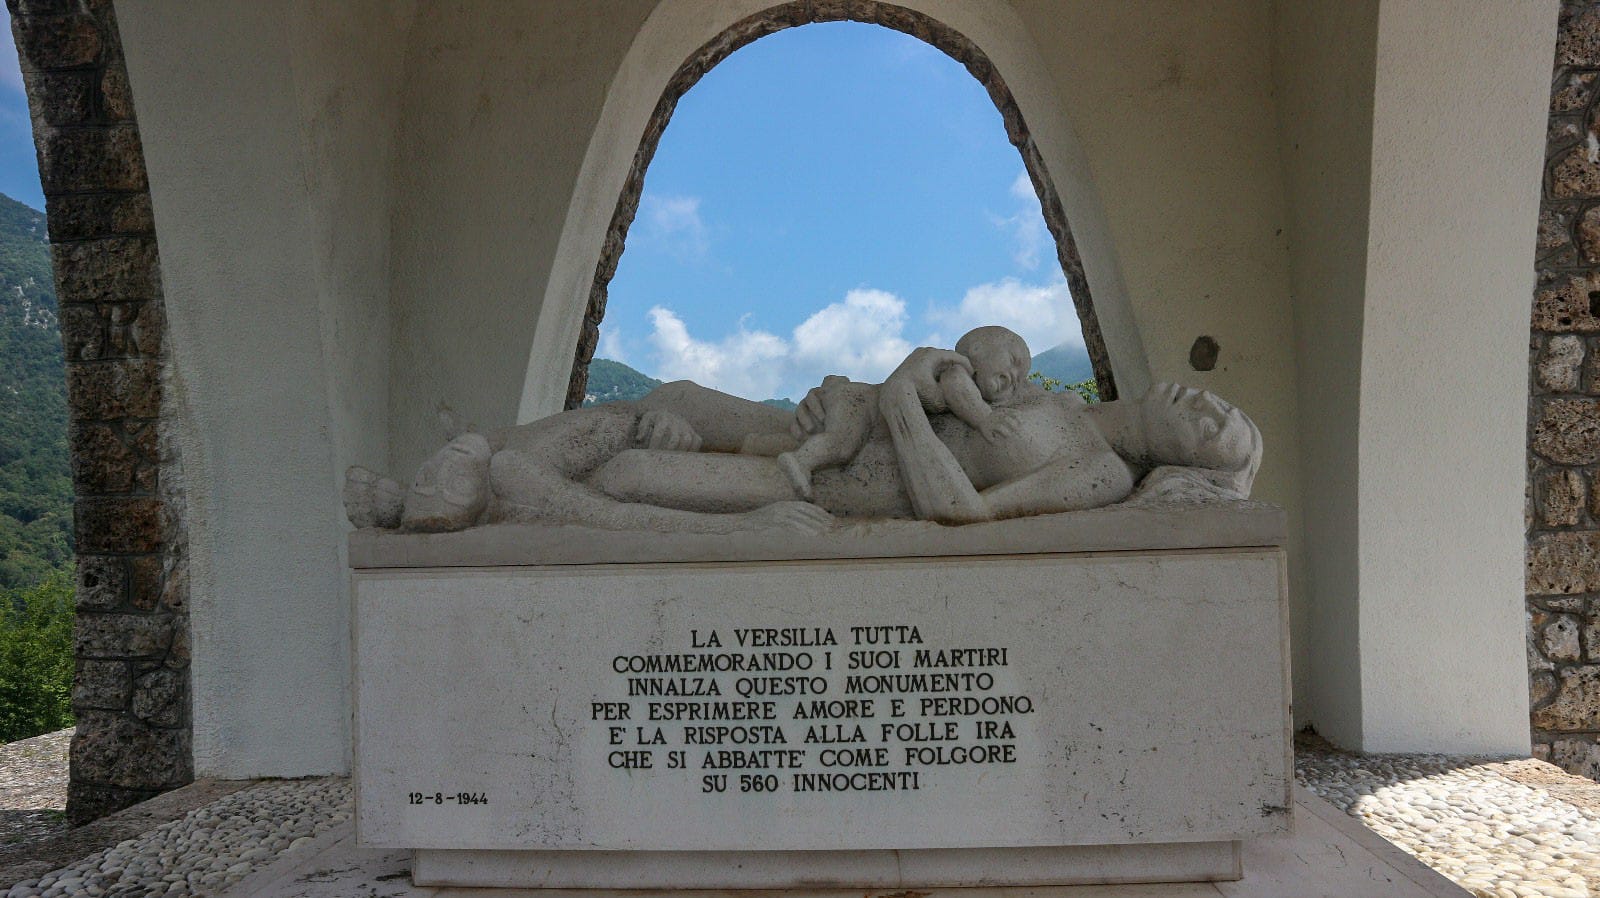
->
xmin=1131 ymin=411 xmax=1263 ymax=504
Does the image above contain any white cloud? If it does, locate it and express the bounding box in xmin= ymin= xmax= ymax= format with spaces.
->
xmin=925 ymin=274 xmax=1081 ymax=360
xmin=647 ymin=307 xmax=788 ymax=399
xmin=1008 ymin=170 xmax=1035 ymax=202
xmin=597 ymin=325 xmax=628 ymax=365
xmin=642 ymin=274 xmax=1081 ymax=402
xmin=643 ymin=290 xmax=916 ymax=401
xmin=993 ymin=170 xmax=1050 ymax=271
xmin=637 ymin=193 xmax=709 ymax=259
xmin=791 ymin=288 xmax=915 ymax=385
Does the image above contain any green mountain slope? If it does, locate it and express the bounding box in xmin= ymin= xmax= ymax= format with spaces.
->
xmin=1029 ymin=342 xmax=1094 ymax=385
xmin=583 ymin=358 xmax=664 ymax=406
xmin=0 ymin=193 xmax=70 ymax=589
xmin=584 ymin=358 xmax=796 ymax=408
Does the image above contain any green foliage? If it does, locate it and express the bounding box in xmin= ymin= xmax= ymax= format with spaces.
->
xmin=583 ymin=358 xmax=664 ymax=406
xmin=1029 ymin=370 xmax=1099 ymax=403
xmin=0 ymin=193 xmax=70 ymax=591
xmin=0 ymin=194 xmax=75 ymax=743
xmin=0 ymin=569 xmax=75 ymax=743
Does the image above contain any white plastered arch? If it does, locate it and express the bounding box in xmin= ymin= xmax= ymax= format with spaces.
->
xmin=516 ymin=0 xmax=1150 ymax=421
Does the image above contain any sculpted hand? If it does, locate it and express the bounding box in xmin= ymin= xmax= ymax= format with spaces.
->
xmin=636 ymin=409 xmax=703 ymax=452
xmin=791 ymin=375 xmax=849 ymax=441
xmin=978 ymin=408 xmax=1021 ymax=443
xmin=888 ymin=347 xmax=972 ymax=390
xmin=743 ymin=500 xmax=833 ymax=534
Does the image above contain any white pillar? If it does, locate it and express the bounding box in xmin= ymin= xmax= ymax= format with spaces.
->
xmin=1354 ymin=0 xmax=1553 ymax=753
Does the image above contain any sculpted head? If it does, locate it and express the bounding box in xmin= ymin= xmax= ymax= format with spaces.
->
xmin=954 ymin=326 xmax=1031 ymax=404
xmin=400 ymin=432 xmax=492 ymax=532
xmin=1133 ymin=382 xmax=1262 ymax=500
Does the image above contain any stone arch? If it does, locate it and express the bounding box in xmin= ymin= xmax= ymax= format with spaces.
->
xmin=517 ymin=0 xmax=1150 ymax=420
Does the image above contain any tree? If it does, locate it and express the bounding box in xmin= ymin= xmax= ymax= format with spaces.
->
xmin=1029 ymin=371 xmax=1099 ymax=402
xmin=0 ymin=568 xmax=75 ymax=742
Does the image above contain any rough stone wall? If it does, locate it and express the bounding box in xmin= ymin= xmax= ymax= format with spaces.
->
xmin=1529 ymin=1 xmax=1600 ymax=779
xmin=562 ymin=0 xmax=1117 ymax=409
xmin=7 ymin=0 xmax=192 ymax=822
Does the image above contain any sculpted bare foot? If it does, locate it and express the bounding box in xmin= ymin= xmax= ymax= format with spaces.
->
xmin=402 ymin=433 xmax=492 ymax=532
xmin=343 ymin=466 xmax=404 ymax=529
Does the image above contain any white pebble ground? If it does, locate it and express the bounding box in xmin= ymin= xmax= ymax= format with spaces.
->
xmin=2 ymin=778 xmax=348 ymax=898
xmin=1297 ymin=749 xmax=1600 ymax=898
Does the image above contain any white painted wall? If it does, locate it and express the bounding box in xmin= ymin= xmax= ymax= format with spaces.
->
xmin=109 ymin=0 xmax=1554 ymax=777
xmin=1271 ymin=0 xmax=1380 ymax=749
xmin=1008 ymin=0 xmax=1308 ymax=707
xmin=382 ymin=0 xmax=1155 ymax=477
xmin=116 ymin=1 xmax=415 ymax=776
xmin=1354 ymin=0 xmax=1553 ymax=753
xmin=1273 ymin=0 xmax=1551 ymax=753
xmin=386 ymin=1 xmax=655 ymax=474
xmin=508 ymin=0 xmax=1313 ymax=711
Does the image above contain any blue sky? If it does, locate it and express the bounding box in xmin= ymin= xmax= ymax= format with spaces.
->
xmin=603 ymin=22 xmax=1086 ymax=401
xmin=0 ymin=17 xmax=1088 ymax=402
xmin=0 ymin=13 xmax=44 ymax=211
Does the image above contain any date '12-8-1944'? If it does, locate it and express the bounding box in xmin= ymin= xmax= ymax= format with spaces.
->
xmin=409 ymin=792 xmax=489 ymax=806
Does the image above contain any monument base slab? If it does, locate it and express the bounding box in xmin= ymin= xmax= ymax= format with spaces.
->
xmin=352 ymin=507 xmax=1289 ymax=889
xmin=411 ymin=841 xmax=1243 ymax=889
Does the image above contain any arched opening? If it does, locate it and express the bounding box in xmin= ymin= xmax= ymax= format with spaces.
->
xmin=562 ymin=1 xmax=1116 ymax=410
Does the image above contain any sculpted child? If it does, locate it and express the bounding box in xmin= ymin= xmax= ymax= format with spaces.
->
xmin=774 ymin=326 xmax=1031 ymax=500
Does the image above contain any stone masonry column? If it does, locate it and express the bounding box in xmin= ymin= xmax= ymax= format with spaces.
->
xmin=1530 ymin=2 xmax=1600 ymax=778
xmin=7 ymin=0 xmax=191 ymax=822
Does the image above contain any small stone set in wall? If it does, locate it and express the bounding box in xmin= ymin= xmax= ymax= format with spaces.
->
xmin=8 ymin=0 xmax=193 ymax=822
xmin=1528 ymin=1 xmax=1600 ymax=780
xmin=561 ymin=0 xmax=1117 ymax=409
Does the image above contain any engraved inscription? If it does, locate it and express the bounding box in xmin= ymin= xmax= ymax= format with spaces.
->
xmin=594 ymin=624 xmax=1030 ymax=794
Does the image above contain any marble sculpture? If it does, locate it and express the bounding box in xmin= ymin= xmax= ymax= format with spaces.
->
xmin=343 ymin=327 xmax=1262 ymax=534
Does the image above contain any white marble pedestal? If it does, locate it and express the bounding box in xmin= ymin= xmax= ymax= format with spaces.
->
xmin=349 ymin=503 xmax=1290 ymax=889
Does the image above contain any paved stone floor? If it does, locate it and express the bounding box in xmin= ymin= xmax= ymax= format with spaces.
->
xmin=222 ymin=784 xmax=1465 ymax=897
xmin=0 ymin=730 xmax=70 ymax=855
xmin=1295 ymin=736 xmax=1600 ymax=898
xmin=0 ymin=731 xmax=297 ymax=896
xmin=2 ymin=729 xmax=1598 ymax=896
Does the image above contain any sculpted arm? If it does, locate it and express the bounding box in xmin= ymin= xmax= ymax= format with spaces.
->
xmin=636 ymin=381 xmax=792 ymax=452
xmin=974 ymin=448 xmax=1135 ymax=520
xmin=488 ymin=445 xmax=828 ymax=534
xmin=485 ymin=410 xmax=829 ymax=534
xmin=879 ymin=355 xmax=992 ymax=524
xmin=880 ymin=379 xmax=1133 ymax=522
xmin=879 ymin=349 xmax=1137 ymax=524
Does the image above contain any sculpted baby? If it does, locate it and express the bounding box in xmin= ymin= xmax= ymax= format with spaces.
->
xmin=774 ymin=326 xmax=1032 ymax=500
